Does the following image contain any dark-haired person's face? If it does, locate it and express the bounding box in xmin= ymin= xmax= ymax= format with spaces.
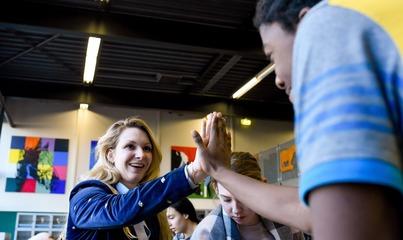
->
xmin=166 ymin=207 xmax=189 ymax=235
xmin=259 ymin=22 xmax=295 ymax=102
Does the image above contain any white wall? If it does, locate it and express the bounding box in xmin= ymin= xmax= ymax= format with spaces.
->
xmin=0 ymin=98 xmax=294 ymax=212
xmin=159 ymin=111 xmax=204 ymax=175
xmin=233 ymin=116 xmax=294 ymax=154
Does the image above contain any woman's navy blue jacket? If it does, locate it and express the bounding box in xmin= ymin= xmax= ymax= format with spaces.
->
xmin=67 ymin=166 xmax=194 ymax=240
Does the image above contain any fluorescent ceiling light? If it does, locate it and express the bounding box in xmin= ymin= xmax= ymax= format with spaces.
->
xmin=232 ymin=64 xmax=275 ymax=99
xmin=83 ymin=37 xmax=101 ymax=84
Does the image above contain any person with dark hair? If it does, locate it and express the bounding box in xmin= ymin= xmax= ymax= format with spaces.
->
xmin=193 ymin=1 xmax=403 ymax=239
xmin=192 ymin=152 xmax=305 ymax=240
xmin=166 ymin=198 xmax=199 ymax=240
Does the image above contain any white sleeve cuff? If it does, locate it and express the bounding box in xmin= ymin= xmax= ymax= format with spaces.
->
xmin=184 ymin=165 xmax=198 ymax=189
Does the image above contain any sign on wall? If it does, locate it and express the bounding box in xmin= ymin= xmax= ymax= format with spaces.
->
xmin=279 ymin=144 xmax=296 ymax=173
xmin=5 ymin=136 xmax=69 ymax=194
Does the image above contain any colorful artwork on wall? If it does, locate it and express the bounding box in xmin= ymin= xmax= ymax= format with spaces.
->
xmin=89 ymin=140 xmax=97 ymax=169
xmin=171 ymin=146 xmax=196 ymax=170
xmin=5 ymin=136 xmax=69 ymax=194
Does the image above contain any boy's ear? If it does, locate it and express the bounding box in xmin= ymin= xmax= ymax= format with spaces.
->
xmin=298 ymin=7 xmax=310 ymax=20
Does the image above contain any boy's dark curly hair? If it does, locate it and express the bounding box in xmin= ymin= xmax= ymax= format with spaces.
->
xmin=254 ymin=0 xmax=322 ymax=32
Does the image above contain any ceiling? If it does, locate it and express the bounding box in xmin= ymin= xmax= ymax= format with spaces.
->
xmin=0 ymin=0 xmax=293 ymax=121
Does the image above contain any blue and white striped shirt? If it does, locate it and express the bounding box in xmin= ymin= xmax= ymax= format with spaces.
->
xmin=292 ymin=0 xmax=403 ymax=204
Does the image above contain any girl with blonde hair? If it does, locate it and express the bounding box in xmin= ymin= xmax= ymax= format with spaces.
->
xmin=192 ymin=152 xmax=305 ymax=240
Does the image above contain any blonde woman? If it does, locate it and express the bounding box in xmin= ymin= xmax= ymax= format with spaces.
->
xmin=191 ymin=152 xmax=306 ymax=240
xmin=67 ymin=116 xmax=209 ymax=240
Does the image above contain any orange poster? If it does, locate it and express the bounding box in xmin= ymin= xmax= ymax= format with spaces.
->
xmin=279 ymin=144 xmax=295 ymax=172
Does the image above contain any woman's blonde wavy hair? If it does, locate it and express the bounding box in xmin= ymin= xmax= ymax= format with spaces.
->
xmin=83 ymin=116 xmax=170 ymax=240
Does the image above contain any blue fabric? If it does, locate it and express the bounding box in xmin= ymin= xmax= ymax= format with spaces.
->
xmin=300 ymin=158 xmax=403 ymax=203
xmin=172 ymin=233 xmax=190 ymax=240
xmin=66 ymin=166 xmax=194 ymax=240
xmin=210 ymin=206 xmax=241 ymax=240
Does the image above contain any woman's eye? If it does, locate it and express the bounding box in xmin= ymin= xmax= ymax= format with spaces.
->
xmin=143 ymin=146 xmax=153 ymax=152
xmin=125 ymin=144 xmax=135 ymax=149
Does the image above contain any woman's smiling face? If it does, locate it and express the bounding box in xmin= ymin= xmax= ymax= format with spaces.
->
xmin=108 ymin=127 xmax=153 ymax=188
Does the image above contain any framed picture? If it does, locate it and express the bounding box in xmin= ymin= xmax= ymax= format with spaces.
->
xmin=5 ymin=136 xmax=69 ymax=194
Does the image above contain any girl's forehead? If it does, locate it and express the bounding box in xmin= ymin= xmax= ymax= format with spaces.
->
xmin=167 ymin=207 xmax=179 ymax=214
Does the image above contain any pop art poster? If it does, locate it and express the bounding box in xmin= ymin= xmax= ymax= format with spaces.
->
xmin=5 ymin=136 xmax=69 ymax=194
xmin=171 ymin=146 xmax=196 ymax=170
